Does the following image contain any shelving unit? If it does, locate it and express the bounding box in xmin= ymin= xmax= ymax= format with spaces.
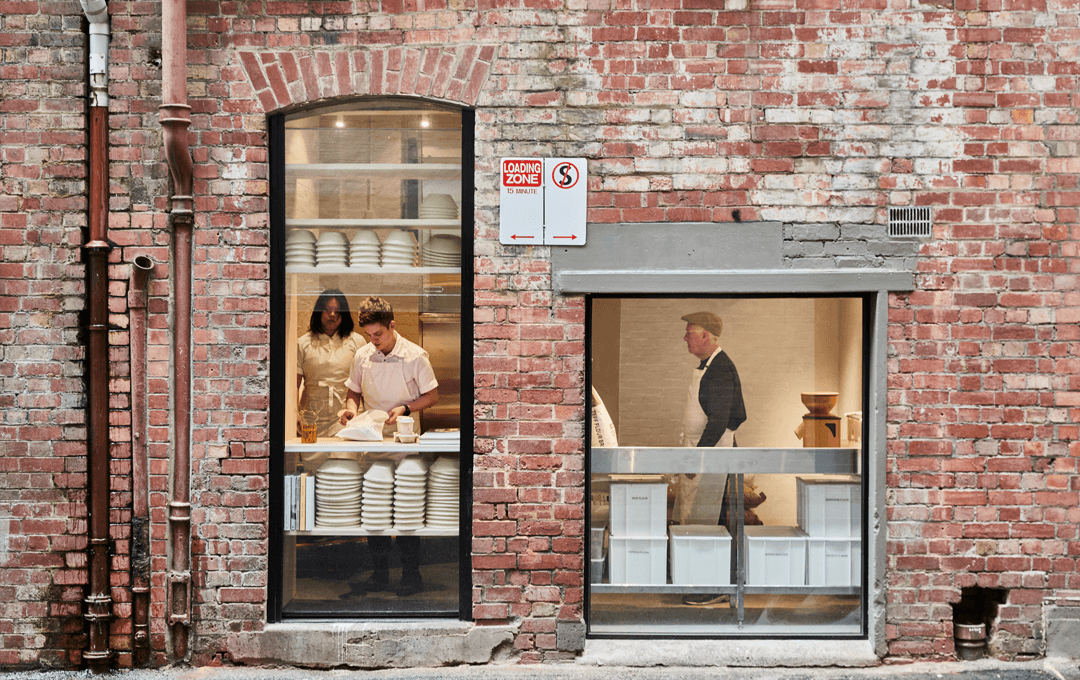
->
xmin=591 ymin=446 xmax=862 ymax=627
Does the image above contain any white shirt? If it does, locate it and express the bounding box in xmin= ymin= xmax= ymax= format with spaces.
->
xmin=344 ymin=331 xmax=438 ymax=409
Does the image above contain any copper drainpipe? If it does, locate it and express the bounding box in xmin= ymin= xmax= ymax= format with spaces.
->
xmin=160 ymin=0 xmax=194 ymax=659
xmin=128 ymin=255 xmax=154 ymax=666
xmin=80 ymin=0 xmax=111 ymax=672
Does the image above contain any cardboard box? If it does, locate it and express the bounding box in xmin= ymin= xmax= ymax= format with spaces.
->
xmin=797 ymin=474 xmax=861 ymax=538
xmin=669 ymin=525 xmax=731 ymax=586
xmin=609 ymin=535 xmax=667 ymax=585
xmin=744 ymin=526 xmax=807 ymax=586
xmin=610 ymin=480 xmax=668 ymax=537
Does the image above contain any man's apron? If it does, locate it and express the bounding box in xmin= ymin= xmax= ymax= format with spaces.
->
xmin=674 ymin=353 xmax=734 ymax=525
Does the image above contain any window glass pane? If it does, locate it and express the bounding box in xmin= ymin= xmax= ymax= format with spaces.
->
xmin=589 ymin=297 xmax=865 ymax=636
xmin=279 ymin=101 xmax=463 ymax=616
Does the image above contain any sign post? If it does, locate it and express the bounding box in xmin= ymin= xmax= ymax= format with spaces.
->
xmin=499 ymin=157 xmax=587 ymax=246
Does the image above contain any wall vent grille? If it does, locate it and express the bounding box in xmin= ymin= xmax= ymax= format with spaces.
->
xmin=888 ymin=206 xmax=932 ymax=238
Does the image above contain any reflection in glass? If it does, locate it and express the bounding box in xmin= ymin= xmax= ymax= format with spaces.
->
xmin=280 ymin=101 xmax=462 ymax=616
xmin=589 ymin=297 xmax=865 ymax=636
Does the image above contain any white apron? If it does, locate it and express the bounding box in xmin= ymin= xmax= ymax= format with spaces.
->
xmin=675 ymin=353 xmax=733 ymax=525
xmin=361 ymin=359 xmax=412 ymax=437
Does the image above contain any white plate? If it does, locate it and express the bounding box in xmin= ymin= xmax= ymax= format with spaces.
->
xmin=320 ymin=459 xmax=362 ymax=474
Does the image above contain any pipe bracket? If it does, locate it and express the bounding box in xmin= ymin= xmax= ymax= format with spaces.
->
xmin=167 ymin=570 xmax=192 ymax=625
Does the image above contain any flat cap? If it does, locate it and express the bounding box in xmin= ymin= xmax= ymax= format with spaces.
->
xmin=681 ymin=312 xmax=722 ymax=337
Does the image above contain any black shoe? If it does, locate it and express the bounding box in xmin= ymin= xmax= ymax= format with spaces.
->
xmin=364 ymin=571 xmax=391 ymax=592
xmin=396 ymin=574 xmax=423 ymax=597
xmin=682 ymin=593 xmax=729 ymax=606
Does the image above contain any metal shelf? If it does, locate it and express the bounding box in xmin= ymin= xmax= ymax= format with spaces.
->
xmin=589 ymin=445 xmax=864 ymax=627
xmin=592 ymin=447 xmax=859 ymax=475
xmin=591 ymin=584 xmax=737 ymax=595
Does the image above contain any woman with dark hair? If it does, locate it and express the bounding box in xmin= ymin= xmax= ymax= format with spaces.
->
xmin=296 ymin=289 xmax=366 ymax=437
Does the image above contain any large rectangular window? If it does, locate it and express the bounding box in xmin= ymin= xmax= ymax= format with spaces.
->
xmin=587 ymin=296 xmax=867 ymax=636
xmin=270 ymin=101 xmax=471 ymax=618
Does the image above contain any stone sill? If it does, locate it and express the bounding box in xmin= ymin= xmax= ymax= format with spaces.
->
xmin=227 ymin=620 xmax=518 ymax=669
xmin=579 ymin=638 xmax=879 ymax=667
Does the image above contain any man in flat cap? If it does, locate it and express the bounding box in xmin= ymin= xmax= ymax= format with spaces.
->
xmin=678 ymin=311 xmax=746 ymax=605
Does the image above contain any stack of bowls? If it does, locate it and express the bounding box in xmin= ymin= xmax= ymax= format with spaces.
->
xmin=380 ymin=230 xmax=417 ymax=267
xmin=419 ymin=193 xmax=459 ymax=220
xmin=360 ymin=461 xmax=395 ymax=531
xmin=424 ymin=456 xmax=459 ymax=529
xmin=285 ymin=229 xmax=316 ymax=268
xmin=349 ymin=230 xmax=381 ymax=267
xmin=392 ymin=456 xmax=428 ymax=531
xmin=316 ymin=231 xmax=348 ymax=268
xmin=314 ymin=458 xmax=362 ymax=528
xmin=421 ymin=234 xmax=462 ymax=268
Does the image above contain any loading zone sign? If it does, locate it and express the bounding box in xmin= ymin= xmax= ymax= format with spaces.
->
xmin=499 ymin=157 xmax=587 ymax=246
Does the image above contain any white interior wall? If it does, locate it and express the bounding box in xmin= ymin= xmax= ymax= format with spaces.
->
xmin=612 ymin=297 xmax=862 ymax=527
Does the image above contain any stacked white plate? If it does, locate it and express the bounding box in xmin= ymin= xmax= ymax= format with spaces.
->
xmin=314 ymin=458 xmax=362 ymax=528
xmin=316 ymin=231 xmax=348 ymax=268
xmin=393 ymin=456 xmax=428 ymax=531
xmin=349 ymin=229 xmax=381 ymax=267
xmin=425 ymin=456 xmax=459 ymax=529
xmin=419 ymin=193 xmax=459 ymax=220
xmin=381 ymin=230 xmax=417 ymax=267
xmin=421 ymin=234 xmax=462 ymax=268
xmin=360 ymin=461 xmax=395 ymax=531
xmin=286 ymin=229 xmax=316 ymax=268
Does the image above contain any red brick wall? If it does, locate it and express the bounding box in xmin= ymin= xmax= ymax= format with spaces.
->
xmin=1 ymin=0 xmax=1078 ymax=668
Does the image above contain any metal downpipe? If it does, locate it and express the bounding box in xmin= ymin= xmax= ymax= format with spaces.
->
xmin=160 ymin=0 xmax=194 ymax=660
xmin=128 ymin=256 xmax=155 ymax=666
xmin=81 ymin=0 xmax=111 ymax=670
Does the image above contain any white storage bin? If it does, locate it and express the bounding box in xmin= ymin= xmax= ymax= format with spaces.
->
xmin=807 ymin=538 xmax=861 ymax=587
xmin=744 ymin=526 xmax=807 ymax=586
xmin=609 ymin=535 xmax=667 ymax=585
xmin=590 ymin=525 xmax=607 ymax=560
xmin=610 ymin=480 xmax=668 ymax=537
xmin=669 ymin=525 xmax=731 ymax=586
xmin=797 ymin=474 xmax=861 ymax=538
xmin=590 ymin=555 xmax=605 ymax=584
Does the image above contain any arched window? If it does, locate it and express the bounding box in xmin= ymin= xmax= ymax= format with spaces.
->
xmin=269 ymin=99 xmax=473 ymax=619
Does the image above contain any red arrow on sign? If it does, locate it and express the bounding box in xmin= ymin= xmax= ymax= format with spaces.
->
xmin=511 ymin=234 xmax=535 ymax=240
xmin=551 ymin=234 xmax=577 ymax=240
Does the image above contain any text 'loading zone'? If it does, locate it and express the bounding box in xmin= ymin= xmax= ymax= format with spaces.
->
xmin=499 ymin=157 xmax=587 ymax=246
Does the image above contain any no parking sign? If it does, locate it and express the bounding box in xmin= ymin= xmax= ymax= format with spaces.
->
xmin=499 ymin=157 xmax=587 ymax=246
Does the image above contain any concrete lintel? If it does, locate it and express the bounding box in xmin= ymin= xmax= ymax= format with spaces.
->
xmin=227 ymin=620 xmax=517 ymax=669
xmin=578 ymin=638 xmax=879 ymax=667
xmin=554 ymin=269 xmax=915 ymax=295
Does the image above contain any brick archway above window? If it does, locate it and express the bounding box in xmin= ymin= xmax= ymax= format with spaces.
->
xmin=239 ymin=45 xmax=496 ymax=113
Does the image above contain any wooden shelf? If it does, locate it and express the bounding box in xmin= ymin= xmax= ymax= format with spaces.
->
xmin=285 ymin=266 xmax=460 ymax=275
xmin=286 ymin=526 xmax=459 ymax=537
xmin=286 ymin=219 xmax=460 ymax=229
xmin=284 ymin=436 xmax=460 ymax=454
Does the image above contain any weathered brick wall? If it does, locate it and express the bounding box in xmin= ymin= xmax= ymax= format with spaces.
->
xmin=1 ymin=0 xmax=1078 ymax=669
xmin=0 ymin=0 xmax=96 ymax=668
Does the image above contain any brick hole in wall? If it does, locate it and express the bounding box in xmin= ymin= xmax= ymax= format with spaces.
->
xmin=952 ymin=586 xmax=1008 ymax=643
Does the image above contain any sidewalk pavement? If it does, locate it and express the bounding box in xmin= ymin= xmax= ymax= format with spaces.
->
xmin=2 ymin=657 xmax=1078 ymax=680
